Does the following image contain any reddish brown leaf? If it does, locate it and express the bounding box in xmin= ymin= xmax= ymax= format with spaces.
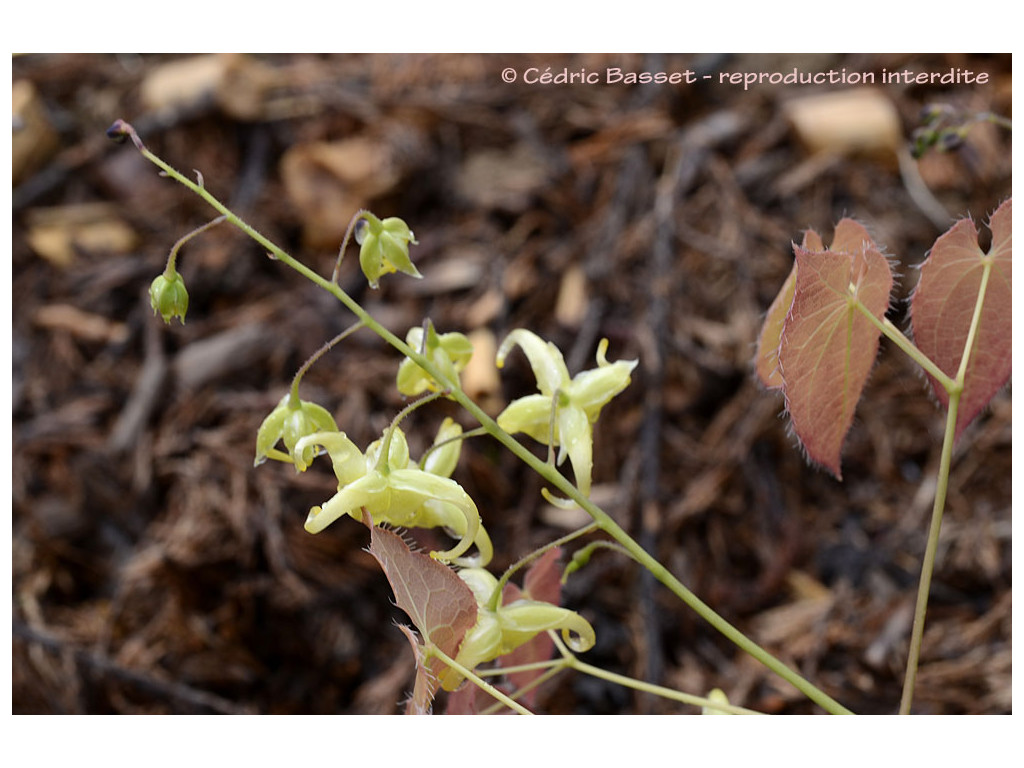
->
xmin=756 ymin=230 xmax=823 ymax=389
xmin=368 ymin=524 xmax=477 ymax=712
xmin=910 ymin=198 xmax=1012 ymax=441
xmin=778 ymin=220 xmax=892 ymax=478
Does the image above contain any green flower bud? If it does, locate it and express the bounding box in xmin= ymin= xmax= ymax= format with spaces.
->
xmin=357 ymin=214 xmax=420 ymax=289
xmin=149 ymin=268 xmax=189 ymax=324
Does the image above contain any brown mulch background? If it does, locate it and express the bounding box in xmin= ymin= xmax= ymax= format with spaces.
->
xmin=12 ymin=53 xmax=1011 ymax=715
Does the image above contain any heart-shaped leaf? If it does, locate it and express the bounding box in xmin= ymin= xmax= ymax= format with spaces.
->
xmin=777 ymin=220 xmax=893 ymax=478
xmin=367 ymin=523 xmax=477 ymax=712
xmin=910 ymin=198 xmax=1011 ymax=441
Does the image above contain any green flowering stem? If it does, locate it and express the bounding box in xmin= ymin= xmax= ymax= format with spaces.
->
xmin=116 ymin=121 xmax=852 ymax=715
xmin=477 ymin=661 xmax=568 ymax=715
xmin=428 ymin=646 xmax=534 ymax=715
xmin=476 ymin=658 xmax=563 ymax=678
xmin=474 ymin=638 xmax=762 ymax=714
xmin=568 ymin=657 xmax=761 ymax=715
xmin=547 ymin=633 xmax=762 ymax=714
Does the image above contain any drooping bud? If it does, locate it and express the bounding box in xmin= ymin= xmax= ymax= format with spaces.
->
xmin=149 ymin=268 xmax=189 ymax=324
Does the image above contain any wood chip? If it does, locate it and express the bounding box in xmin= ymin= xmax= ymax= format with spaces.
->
xmin=25 ymin=203 xmax=139 ymax=267
xmin=783 ymin=88 xmax=901 ymax=158
xmin=13 ymin=79 xmax=60 ymax=185
xmin=33 ymin=303 xmax=130 ymax=344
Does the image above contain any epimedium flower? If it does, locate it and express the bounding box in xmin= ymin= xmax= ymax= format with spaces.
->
xmin=439 ymin=566 xmax=596 ymax=691
xmin=396 ymin=321 xmax=474 ymax=396
xmin=294 ymin=421 xmax=491 ymax=566
xmin=496 ymin=329 xmax=638 ymax=497
xmin=356 ymin=213 xmax=420 ymax=289
xmin=254 ymin=393 xmax=339 ymax=471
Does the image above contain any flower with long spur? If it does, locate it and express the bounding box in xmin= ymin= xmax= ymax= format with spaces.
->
xmin=496 ymin=329 xmax=637 ymax=497
xmin=295 ymin=420 xmax=491 ymax=566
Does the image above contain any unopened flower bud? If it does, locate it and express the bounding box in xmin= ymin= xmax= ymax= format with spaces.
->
xmin=149 ymin=268 xmax=189 ymax=324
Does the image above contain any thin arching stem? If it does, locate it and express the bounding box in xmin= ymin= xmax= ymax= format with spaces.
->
xmin=165 ymin=215 xmax=227 ymax=275
xmin=288 ymin=320 xmax=365 ymax=407
xmin=331 ymin=210 xmax=371 ymax=285
xmin=375 ymin=390 xmax=448 ymax=474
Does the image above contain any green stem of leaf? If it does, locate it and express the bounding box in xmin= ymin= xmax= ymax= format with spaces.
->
xmin=899 ymin=250 xmax=991 ymax=714
xmin=899 ymin=392 xmax=958 ymax=714
xmin=137 ymin=142 xmax=853 ymax=716
xmin=954 ymin=256 xmax=992 ymax=386
xmin=853 ymin=304 xmax=955 ymax=392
